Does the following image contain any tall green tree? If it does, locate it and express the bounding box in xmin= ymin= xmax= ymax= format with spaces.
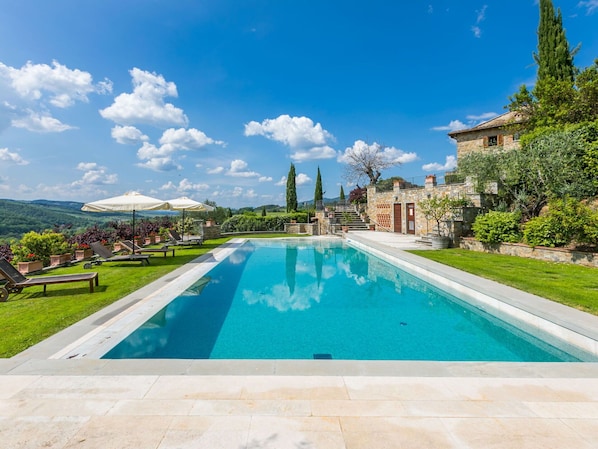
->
xmin=314 ymin=166 xmax=323 ymax=207
xmin=286 ymin=163 xmax=297 ymax=213
xmin=508 ymin=0 xmax=581 ymax=129
xmin=534 ymin=0 xmax=576 ymax=84
xmin=339 ymin=185 xmax=345 ymax=200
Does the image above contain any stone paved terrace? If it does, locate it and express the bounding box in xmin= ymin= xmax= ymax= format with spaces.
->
xmin=1 ymin=231 xmax=598 ymax=448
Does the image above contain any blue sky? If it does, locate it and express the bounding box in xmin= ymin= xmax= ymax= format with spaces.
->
xmin=0 ymin=1 xmax=597 ymax=208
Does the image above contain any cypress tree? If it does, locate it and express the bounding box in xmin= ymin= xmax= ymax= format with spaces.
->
xmin=534 ymin=0 xmax=575 ymax=83
xmin=261 ymin=206 xmax=266 ymax=217
xmin=314 ymin=166 xmax=323 ymax=207
xmin=339 ymin=185 xmax=345 ymax=200
xmin=286 ymin=163 xmax=297 ymax=213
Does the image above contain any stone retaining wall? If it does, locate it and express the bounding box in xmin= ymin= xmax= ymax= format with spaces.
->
xmin=460 ymin=237 xmax=598 ymax=268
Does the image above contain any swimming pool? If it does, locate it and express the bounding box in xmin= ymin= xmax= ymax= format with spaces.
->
xmin=103 ymin=239 xmax=598 ymax=362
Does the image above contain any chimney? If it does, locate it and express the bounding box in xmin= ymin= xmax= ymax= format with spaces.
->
xmin=425 ymin=174 xmax=437 ymax=189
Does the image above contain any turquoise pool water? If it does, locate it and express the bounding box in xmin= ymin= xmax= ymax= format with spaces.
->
xmin=103 ymin=239 xmax=594 ymax=361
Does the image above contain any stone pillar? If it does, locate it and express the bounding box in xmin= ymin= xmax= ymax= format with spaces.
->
xmin=425 ymin=174 xmax=437 ymax=189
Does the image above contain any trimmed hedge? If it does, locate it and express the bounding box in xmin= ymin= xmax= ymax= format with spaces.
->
xmin=220 ymin=213 xmax=308 ymax=233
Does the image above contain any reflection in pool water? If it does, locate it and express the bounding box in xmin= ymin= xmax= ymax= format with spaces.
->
xmin=103 ymin=239 xmax=596 ymax=361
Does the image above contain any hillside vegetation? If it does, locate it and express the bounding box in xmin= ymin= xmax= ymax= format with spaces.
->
xmin=0 ymin=199 xmax=130 ymax=241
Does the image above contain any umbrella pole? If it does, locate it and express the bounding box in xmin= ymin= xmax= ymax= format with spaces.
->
xmin=132 ymin=210 xmax=136 ymax=243
xmin=182 ymin=209 xmax=186 ymax=240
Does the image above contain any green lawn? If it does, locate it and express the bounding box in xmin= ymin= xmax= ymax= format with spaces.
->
xmin=409 ymin=249 xmax=598 ymax=316
xmin=0 ymin=234 xmax=294 ymax=358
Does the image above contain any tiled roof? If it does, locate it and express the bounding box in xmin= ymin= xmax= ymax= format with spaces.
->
xmin=448 ymin=111 xmax=523 ymax=137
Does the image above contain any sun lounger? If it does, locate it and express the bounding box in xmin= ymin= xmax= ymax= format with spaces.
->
xmin=0 ymin=257 xmax=98 ymax=301
xmin=168 ymin=229 xmax=203 ymax=246
xmin=85 ymin=242 xmax=150 ymax=268
xmin=119 ymin=240 xmax=175 ymax=257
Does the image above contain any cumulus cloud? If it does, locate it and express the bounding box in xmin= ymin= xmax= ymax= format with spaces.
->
xmin=433 ymin=112 xmax=498 ymax=132
xmin=578 ymin=1 xmax=598 ymax=14
xmin=11 ymin=110 xmax=74 ymax=132
xmin=275 ymin=176 xmax=287 ymax=186
xmin=135 ymin=127 xmax=223 ymax=172
xmin=259 ymin=176 xmax=272 ymax=182
xmin=337 ymin=140 xmax=417 ymax=165
xmin=295 ymin=173 xmax=312 ymax=186
xmin=422 ymin=155 xmax=458 ymax=172
xmin=431 ymin=120 xmax=468 ymax=132
xmin=159 ymin=127 xmax=225 ymax=149
xmin=0 ymin=60 xmax=110 ymax=132
xmin=111 ymin=125 xmax=149 ymax=144
xmin=160 ymin=178 xmax=209 ymax=193
xmin=71 ymin=162 xmax=118 ymax=186
xmin=244 ymin=114 xmax=336 ymax=162
xmin=290 ymin=145 xmax=336 ymax=162
xmin=0 ymin=60 xmax=111 ymax=107
xmin=227 ymin=159 xmax=260 ymax=178
xmin=207 ymin=166 xmax=225 ymax=175
xmin=100 ymin=68 xmax=188 ymax=128
xmin=137 ymin=157 xmax=181 ymax=172
xmin=0 ymin=147 xmax=28 ymax=165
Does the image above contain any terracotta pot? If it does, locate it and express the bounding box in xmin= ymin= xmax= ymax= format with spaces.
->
xmin=50 ymin=254 xmax=72 ymax=266
xmin=18 ymin=260 xmax=43 ymax=274
xmin=75 ymin=249 xmax=93 ymax=260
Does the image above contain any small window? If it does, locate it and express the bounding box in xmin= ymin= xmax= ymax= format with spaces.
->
xmin=488 ymin=135 xmax=498 ymax=146
xmin=513 ymin=132 xmax=521 ymax=141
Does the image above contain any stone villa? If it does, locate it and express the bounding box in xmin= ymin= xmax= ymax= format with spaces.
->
xmin=364 ymin=111 xmax=522 ymax=239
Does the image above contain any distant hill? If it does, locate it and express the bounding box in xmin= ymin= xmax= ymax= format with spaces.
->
xmin=0 ymin=199 xmax=130 ymax=241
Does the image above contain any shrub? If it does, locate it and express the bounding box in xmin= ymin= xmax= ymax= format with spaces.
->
xmin=0 ymin=243 xmax=14 ymax=262
xmin=472 ymin=211 xmax=522 ymax=244
xmin=220 ymin=213 xmax=307 ymax=233
xmin=523 ymin=197 xmax=595 ymax=247
xmin=11 ymin=231 xmax=73 ymax=266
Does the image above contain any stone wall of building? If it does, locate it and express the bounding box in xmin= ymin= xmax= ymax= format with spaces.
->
xmin=460 ymin=238 xmax=598 ymax=268
xmin=366 ymin=175 xmax=481 ymax=238
xmin=454 ymin=130 xmax=520 ymax=160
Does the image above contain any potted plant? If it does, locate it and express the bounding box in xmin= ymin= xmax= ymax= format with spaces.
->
xmin=75 ymin=243 xmax=93 ymax=261
xmin=15 ymin=252 xmax=43 ymax=274
xmin=341 ymin=212 xmax=352 ymax=233
xmin=418 ymin=195 xmax=465 ymax=249
xmin=49 ymin=240 xmax=74 ymax=266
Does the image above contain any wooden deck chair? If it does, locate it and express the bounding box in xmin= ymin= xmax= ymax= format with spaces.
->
xmin=119 ymin=240 xmax=175 ymax=257
xmin=0 ymin=257 xmax=98 ymax=302
xmin=86 ymin=242 xmax=150 ymax=268
xmin=167 ymin=229 xmax=203 ymax=246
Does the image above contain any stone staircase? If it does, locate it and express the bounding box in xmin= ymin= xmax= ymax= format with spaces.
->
xmin=333 ymin=210 xmax=369 ymax=231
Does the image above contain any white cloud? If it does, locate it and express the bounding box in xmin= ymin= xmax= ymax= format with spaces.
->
xmin=422 ymin=155 xmax=458 ymax=172
xmin=11 ymin=110 xmax=73 ymax=132
xmin=232 ymin=186 xmax=243 ymax=197
xmin=245 ymin=189 xmax=257 ymax=198
xmin=275 ymin=176 xmax=287 ymax=186
xmin=578 ymin=1 xmax=598 ymax=14
xmin=137 ymin=156 xmax=181 ymax=172
xmin=471 ymin=5 xmax=487 ymax=38
xmin=337 ymin=140 xmax=417 ymax=165
xmin=290 ymin=145 xmax=336 ymax=162
xmin=259 ymin=176 xmax=272 ymax=182
xmin=176 ymin=178 xmax=209 ymax=191
xmin=244 ymin=114 xmax=335 ymax=161
xmin=207 ymin=166 xmax=225 ymax=175
xmin=71 ymin=162 xmax=117 ymax=186
xmin=0 ymin=60 xmax=111 ymax=108
xmin=159 ymin=127 xmax=224 ymax=149
xmin=295 ymin=173 xmax=311 ymax=186
xmin=111 ymin=125 xmax=149 ymax=144
xmin=466 ymin=112 xmax=498 ymax=121
xmin=432 ymin=120 xmax=468 ymax=132
xmin=0 ymin=147 xmax=28 ymax=165
xmin=100 ymin=68 xmax=188 ymax=127
xmin=135 ymin=126 xmax=223 ymax=172
xmin=226 ymin=159 xmax=260 ymax=178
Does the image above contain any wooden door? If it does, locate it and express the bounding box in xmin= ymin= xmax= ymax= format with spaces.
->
xmin=393 ymin=203 xmax=402 ymax=233
xmin=406 ymin=203 xmax=415 ymax=234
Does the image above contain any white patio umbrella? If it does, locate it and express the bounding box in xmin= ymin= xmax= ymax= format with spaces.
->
xmin=82 ymin=191 xmax=170 ymax=240
xmin=166 ymin=196 xmax=214 ymax=238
